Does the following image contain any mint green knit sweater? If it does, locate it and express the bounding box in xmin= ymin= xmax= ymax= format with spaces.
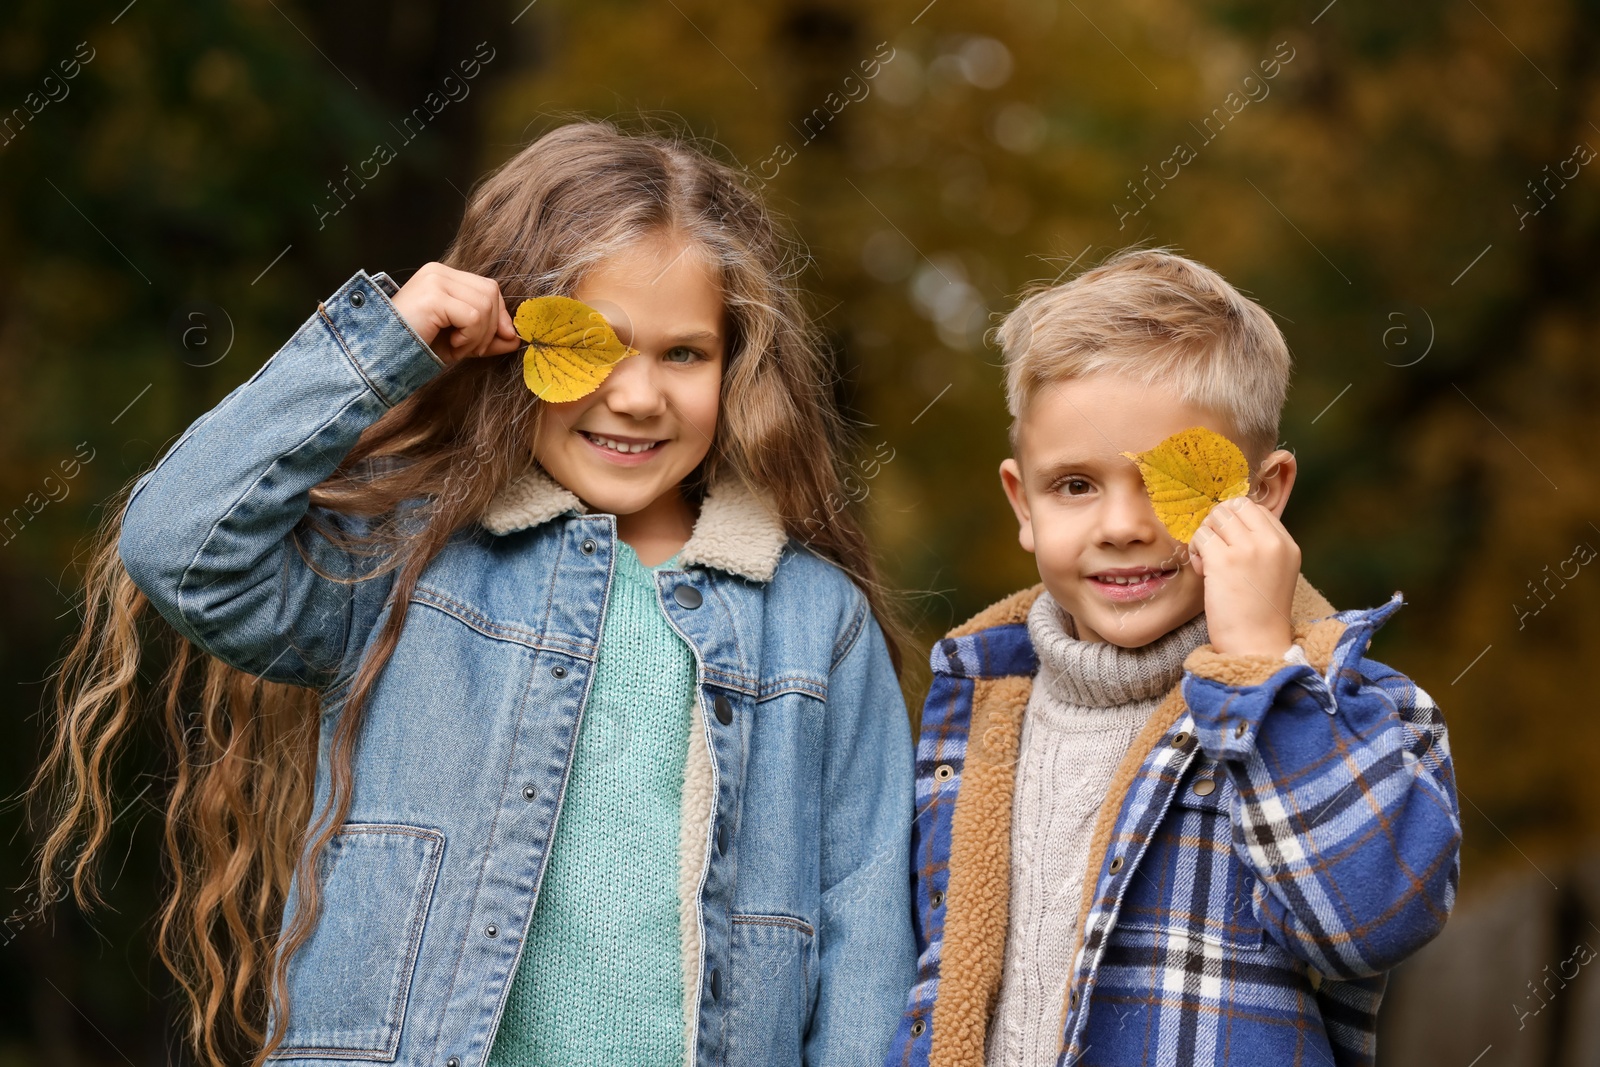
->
xmin=486 ymin=542 xmax=695 ymax=1066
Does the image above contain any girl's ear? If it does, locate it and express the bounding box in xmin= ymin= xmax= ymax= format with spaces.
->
xmin=1251 ymin=449 xmax=1298 ymax=518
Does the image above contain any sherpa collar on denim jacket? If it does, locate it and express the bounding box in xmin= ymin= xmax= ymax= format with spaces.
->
xmin=483 ymin=465 xmax=789 ymax=582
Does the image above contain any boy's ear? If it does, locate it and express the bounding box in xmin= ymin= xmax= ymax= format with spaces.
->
xmin=1251 ymin=448 xmax=1298 ymax=519
xmin=999 ymin=458 xmax=1036 ymax=554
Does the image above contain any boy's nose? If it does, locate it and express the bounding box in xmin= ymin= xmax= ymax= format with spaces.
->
xmin=1097 ymin=485 xmax=1160 ymax=545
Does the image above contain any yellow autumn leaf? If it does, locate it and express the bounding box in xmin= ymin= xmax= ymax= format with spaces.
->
xmin=514 ymin=295 xmax=637 ymax=402
xmin=1120 ymin=426 xmax=1251 ymax=543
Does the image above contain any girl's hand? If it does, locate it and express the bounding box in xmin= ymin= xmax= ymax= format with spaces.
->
xmin=389 ymin=262 xmax=522 ymax=364
xmin=1188 ymin=496 xmax=1300 ymax=657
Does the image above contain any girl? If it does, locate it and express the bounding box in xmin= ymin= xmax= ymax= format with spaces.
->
xmin=28 ymin=122 xmax=916 ymax=1067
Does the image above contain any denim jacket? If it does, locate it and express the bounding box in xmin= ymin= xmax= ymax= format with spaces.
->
xmin=118 ymin=270 xmax=917 ymax=1067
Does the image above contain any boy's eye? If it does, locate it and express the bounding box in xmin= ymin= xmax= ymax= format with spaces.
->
xmin=663 ymin=345 xmax=702 ymax=364
xmin=1057 ymin=477 xmax=1093 ymax=496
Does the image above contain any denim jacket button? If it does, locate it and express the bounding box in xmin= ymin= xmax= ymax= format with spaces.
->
xmin=485 ymin=923 xmax=498 ymax=938
xmin=447 ymin=1059 xmax=460 ymax=1067
xmin=709 ymin=967 xmax=721 ymax=1000
xmin=551 ymin=665 xmax=567 ymax=679
xmin=349 ymin=289 xmax=365 ymax=307
xmin=674 ymin=585 xmax=703 ymax=609
xmin=716 ymin=821 xmax=729 ymax=854
xmin=581 ymin=538 xmax=597 ymax=555
xmin=522 ymin=784 xmax=536 ymax=801
xmin=713 ymin=693 xmax=733 ymax=726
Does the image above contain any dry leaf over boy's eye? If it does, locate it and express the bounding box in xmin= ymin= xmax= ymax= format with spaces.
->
xmin=514 ymin=295 xmax=637 ymax=402
xmin=1120 ymin=426 xmax=1251 ymax=543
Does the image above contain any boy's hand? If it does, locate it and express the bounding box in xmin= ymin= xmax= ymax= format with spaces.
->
xmin=1188 ymin=497 xmax=1300 ymax=657
xmin=389 ymin=262 xmax=522 ymax=364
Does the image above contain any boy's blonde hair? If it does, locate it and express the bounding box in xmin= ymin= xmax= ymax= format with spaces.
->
xmin=996 ymin=248 xmax=1290 ymax=457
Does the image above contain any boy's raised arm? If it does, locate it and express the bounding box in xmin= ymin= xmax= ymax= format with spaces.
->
xmin=1181 ymin=596 xmax=1462 ymax=979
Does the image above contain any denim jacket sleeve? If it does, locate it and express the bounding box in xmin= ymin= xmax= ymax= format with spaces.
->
xmin=1180 ymin=594 xmax=1462 ymax=979
xmin=805 ymin=599 xmax=918 ymax=1066
xmin=118 ymin=270 xmax=445 ymax=688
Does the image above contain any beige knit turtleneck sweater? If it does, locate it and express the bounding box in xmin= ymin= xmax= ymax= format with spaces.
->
xmin=984 ymin=591 xmax=1210 ymax=1067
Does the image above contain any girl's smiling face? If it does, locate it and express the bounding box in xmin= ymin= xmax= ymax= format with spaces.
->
xmin=531 ymin=232 xmax=725 ymax=557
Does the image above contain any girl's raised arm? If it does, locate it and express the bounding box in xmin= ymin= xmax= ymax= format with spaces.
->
xmin=118 ymin=264 xmax=514 ymax=687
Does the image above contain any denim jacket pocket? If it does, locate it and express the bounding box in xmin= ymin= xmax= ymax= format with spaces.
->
xmin=271 ymin=824 xmax=445 ymax=1061
xmin=723 ymin=913 xmax=817 ymax=1063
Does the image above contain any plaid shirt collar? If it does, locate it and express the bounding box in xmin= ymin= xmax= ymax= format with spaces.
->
xmin=929 ymin=620 xmax=1038 ymax=680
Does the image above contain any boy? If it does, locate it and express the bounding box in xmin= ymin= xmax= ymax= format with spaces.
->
xmin=885 ymin=250 xmax=1461 ymax=1066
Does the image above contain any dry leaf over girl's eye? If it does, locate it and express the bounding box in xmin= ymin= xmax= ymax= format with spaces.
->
xmin=1120 ymin=426 xmax=1251 ymax=543
xmin=514 ymin=296 xmax=637 ymax=402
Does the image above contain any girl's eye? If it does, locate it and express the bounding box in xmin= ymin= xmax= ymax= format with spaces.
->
xmin=663 ymin=346 xmax=702 ymax=364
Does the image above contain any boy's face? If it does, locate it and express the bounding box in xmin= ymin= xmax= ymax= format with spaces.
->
xmin=999 ymin=371 xmax=1294 ymax=648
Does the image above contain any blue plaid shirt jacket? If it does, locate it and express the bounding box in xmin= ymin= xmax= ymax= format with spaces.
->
xmin=884 ymin=577 xmax=1461 ymax=1067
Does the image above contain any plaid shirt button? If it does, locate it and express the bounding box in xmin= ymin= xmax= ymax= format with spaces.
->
xmin=1109 ymin=855 xmax=1124 ymax=874
xmin=910 ymin=1018 xmax=926 ymax=1037
xmin=1193 ymin=777 xmax=1216 ymax=797
xmin=1234 ymin=720 xmax=1248 ymax=738
xmin=934 ymin=763 xmax=954 ymax=782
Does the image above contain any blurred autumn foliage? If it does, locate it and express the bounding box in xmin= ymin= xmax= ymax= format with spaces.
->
xmin=1 ymin=0 xmax=1597 ymax=1062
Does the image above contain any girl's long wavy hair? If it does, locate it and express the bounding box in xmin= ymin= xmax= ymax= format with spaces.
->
xmin=26 ymin=120 xmax=908 ymax=1067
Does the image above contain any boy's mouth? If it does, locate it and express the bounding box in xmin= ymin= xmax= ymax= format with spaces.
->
xmin=1087 ymin=566 xmax=1179 ymax=602
xmin=577 ymin=430 xmax=666 ymax=464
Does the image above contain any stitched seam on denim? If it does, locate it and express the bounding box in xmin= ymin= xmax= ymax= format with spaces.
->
xmin=175 ymin=386 xmax=372 ymax=674
xmin=382 ymin=828 xmax=443 ymax=1057
xmin=830 ymin=593 xmax=868 ymax=671
xmin=419 ymin=641 xmax=542 ymax=1067
xmin=701 ymin=665 xmax=760 ymax=696
xmin=531 ymin=522 xmax=578 ymax=658
xmin=317 ymin=302 xmax=395 ymax=409
xmin=704 ymin=576 xmax=753 ymax=681
xmin=266 ymin=1048 xmax=395 ymax=1061
xmin=363 ymin=271 xmax=447 ymax=373
xmin=409 ymin=588 xmax=597 ymax=658
xmin=754 ymin=677 xmax=827 ymax=703
xmin=731 ymin=913 xmax=816 ymax=938
xmin=456 ymin=639 xmax=556 ymax=1064
xmin=273 ymin=825 xmax=444 ymax=1059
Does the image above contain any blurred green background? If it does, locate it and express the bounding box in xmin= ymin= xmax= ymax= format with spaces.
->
xmin=2 ymin=0 xmax=1597 ymax=1062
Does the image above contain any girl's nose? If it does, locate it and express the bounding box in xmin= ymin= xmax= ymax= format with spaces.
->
xmin=599 ymin=353 xmax=667 ymax=419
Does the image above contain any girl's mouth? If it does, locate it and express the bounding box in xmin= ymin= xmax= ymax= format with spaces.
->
xmin=577 ymin=429 xmax=666 ymax=465
xmin=1087 ymin=567 xmax=1179 ymax=602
